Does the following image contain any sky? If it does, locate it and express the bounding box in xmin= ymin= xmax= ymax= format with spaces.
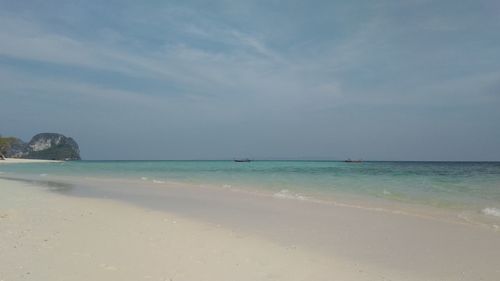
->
xmin=0 ymin=0 xmax=499 ymax=160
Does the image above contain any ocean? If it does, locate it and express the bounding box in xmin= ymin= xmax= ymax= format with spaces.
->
xmin=1 ymin=160 xmax=500 ymax=223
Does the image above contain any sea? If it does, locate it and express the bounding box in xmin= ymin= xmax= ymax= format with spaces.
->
xmin=1 ymin=160 xmax=500 ymax=224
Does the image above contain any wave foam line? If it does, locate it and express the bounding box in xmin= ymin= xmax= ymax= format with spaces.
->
xmin=482 ymin=207 xmax=500 ymax=218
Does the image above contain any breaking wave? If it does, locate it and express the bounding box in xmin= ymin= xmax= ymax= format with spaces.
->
xmin=482 ymin=207 xmax=500 ymax=218
xmin=273 ymin=189 xmax=308 ymax=201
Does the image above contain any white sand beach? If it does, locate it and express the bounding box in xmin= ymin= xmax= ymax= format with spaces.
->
xmin=1 ymin=176 xmax=500 ymax=281
xmin=1 ymin=178 xmax=429 ymax=281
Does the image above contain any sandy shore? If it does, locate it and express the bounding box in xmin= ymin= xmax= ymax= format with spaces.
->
xmin=0 ymin=178 xmax=430 ymax=281
xmin=0 ymin=158 xmax=62 ymax=164
xmin=2 ymin=174 xmax=500 ymax=280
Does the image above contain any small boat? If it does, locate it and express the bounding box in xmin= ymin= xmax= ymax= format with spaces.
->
xmin=234 ymin=159 xmax=251 ymax=162
xmin=344 ymin=159 xmax=362 ymax=163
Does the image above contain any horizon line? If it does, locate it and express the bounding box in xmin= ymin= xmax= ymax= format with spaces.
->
xmin=76 ymin=159 xmax=500 ymax=162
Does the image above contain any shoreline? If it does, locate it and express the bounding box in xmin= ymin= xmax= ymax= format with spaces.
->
xmin=2 ymin=176 xmax=500 ymax=280
xmin=3 ymin=173 xmax=499 ymax=231
xmin=0 ymin=177 xmax=420 ymax=281
xmin=0 ymin=158 xmax=63 ymax=164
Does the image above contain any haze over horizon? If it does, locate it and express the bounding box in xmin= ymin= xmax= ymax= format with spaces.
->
xmin=1 ymin=0 xmax=499 ymax=161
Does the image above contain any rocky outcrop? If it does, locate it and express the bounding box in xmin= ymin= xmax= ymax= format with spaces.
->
xmin=0 ymin=133 xmax=81 ymax=160
xmin=6 ymin=138 xmax=29 ymax=158
xmin=0 ymin=137 xmax=27 ymax=158
xmin=26 ymin=133 xmax=81 ymax=160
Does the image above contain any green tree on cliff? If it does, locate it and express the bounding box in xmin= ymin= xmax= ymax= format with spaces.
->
xmin=0 ymin=135 xmax=9 ymax=159
xmin=0 ymin=136 xmax=20 ymax=159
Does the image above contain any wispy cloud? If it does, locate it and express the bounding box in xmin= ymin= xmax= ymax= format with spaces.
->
xmin=0 ymin=12 xmax=352 ymax=117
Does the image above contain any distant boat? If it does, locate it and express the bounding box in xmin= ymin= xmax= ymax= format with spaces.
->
xmin=234 ymin=159 xmax=251 ymax=162
xmin=344 ymin=159 xmax=362 ymax=163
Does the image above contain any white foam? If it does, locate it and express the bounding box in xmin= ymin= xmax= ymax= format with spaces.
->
xmin=222 ymin=184 xmax=232 ymax=189
xmin=39 ymin=173 xmax=48 ymax=177
xmin=383 ymin=189 xmax=391 ymax=195
xmin=140 ymin=177 xmax=148 ymax=181
xmin=273 ymin=189 xmax=308 ymax=201
xmin=482 ymin=207 xmax=500 ymax=218
xmin=152 ymin=180 xmax=165 ymax=184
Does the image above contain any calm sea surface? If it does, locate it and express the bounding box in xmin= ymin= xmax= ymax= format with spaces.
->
xmin=1 ymin=160 xmax=500 ymax=217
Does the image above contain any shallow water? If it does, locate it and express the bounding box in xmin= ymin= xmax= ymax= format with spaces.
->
xmin=1 ymin=160 xmax=500 ymax=218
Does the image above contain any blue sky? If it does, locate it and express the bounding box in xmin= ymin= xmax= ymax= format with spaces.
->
xmin=1 ymin=0 xmax=499 ymax=160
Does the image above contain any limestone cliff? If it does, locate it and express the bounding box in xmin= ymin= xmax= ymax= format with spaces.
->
xmin=0 ymin=133 xmax=81 ymax=160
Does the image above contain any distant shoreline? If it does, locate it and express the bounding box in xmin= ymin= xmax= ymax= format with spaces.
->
xmin=0 ymin=158 xmax=63 ymax=164
xmin=61 ymin=159 xmax=500 ymax=162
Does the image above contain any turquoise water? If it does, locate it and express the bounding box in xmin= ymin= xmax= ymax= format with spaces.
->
xmin=1 ymin=160 xmax=500 ymax=213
